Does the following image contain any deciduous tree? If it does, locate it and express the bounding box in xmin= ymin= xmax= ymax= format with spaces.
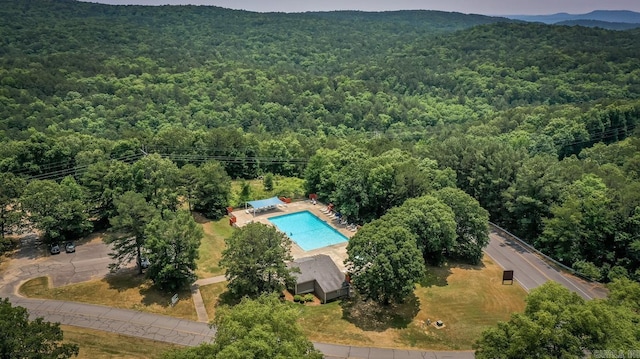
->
xmin=345 ymin=221 xmax=425 ymax=305
xmin=144 ymin=210 xmax=203 ymax=291
xmin=537 ymin=174 xmax=616 ymax=267
xmin=0 ymin=298 xmax=79 ymax=358
xmin=474 ymin=282 xmax=640 ymax=359
xmin=162 ymin=294 xmax=322 ymax=359
xmin=193 ymin=161 xmax=231 ymax=220
xmin=220 ymin=223 xmax=296 ymax=299
xmin=0 ymin=172 xmax=25 ymax=241
xmin=433 ymin=187 xmax=489 ymax=264
xmin=384 ymin=195 xmax=457 ymax=265
xmin=81 ymin=159 xmax=133 ymax=225
xmin=20 ymin=177 xmax=92 ymax=244
xmin=131 ymin=154 xmax=180 ymax=213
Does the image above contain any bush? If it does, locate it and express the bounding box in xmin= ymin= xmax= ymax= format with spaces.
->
xmin=572 ymin=260 xmax=603 ymax=281
xmin=304 ymin=294 xmax=315 ymax=302
xmin=263 ymin=173 xmax=274 ymax=191
xmin=293 ymin=294 xmax=303 ymax=302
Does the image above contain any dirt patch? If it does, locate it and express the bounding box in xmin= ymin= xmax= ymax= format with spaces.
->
xmin=192 ymin=212 xmax=211 ymax=225
xmin=82 ymin=231 xmax=107 ymax=245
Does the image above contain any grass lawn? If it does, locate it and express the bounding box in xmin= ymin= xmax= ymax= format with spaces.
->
xmin=194 ymin=215 xmax=232 ymax=279
xmin=229 ymin=177 xmax=306 ymax=207
xmin=194 ymin=176 xmax=305 ymax=279
xmin=295 ymin=256 xmax=527 ymax=351
xmin=61 ymin=325 xmax=183 ymax=358
xmin=198 ymin=281 xmax=228 ymax=320
xmin=19 ymin=272 xmax=197 ymax=321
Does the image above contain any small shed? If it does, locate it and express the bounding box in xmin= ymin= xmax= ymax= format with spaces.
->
xmin=289 ymin=255 xmax=350 ymax=303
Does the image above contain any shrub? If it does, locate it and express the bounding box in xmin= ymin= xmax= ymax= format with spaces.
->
xmin=293 ymin=294 xmax=303 ymax=302
xmin=263 ymin=173 xmax=274 ymax=191
xmin=572 ymin=260 xmax=603 ymax=281
xmin=304 ymin=294 xmax=315 ymax=302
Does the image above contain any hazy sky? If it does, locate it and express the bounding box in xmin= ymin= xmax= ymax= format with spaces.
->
xmin=78 ymin=0 xmax=640 ymax=15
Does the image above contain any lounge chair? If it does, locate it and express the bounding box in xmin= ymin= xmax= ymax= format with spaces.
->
xmin=340 ymin=218 xmax=348 ymax=226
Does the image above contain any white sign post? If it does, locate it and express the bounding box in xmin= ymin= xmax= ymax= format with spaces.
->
xmin=171 ymin=293 xmax=179 ymax=307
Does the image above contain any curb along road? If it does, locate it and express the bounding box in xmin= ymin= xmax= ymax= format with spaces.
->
xmin=1 ymin=230 xmax=606 ymax=358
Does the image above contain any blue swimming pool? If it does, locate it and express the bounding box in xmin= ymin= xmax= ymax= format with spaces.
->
xmin=268 ymin=211 xmax=348 ymax=251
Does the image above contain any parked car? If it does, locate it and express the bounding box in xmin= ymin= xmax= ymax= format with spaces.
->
xmin=65 ymin=242 xmax=75 ymax=253
xmin=50 ymin=243 xmax=60 ymax=255
xmin=140 ymin=257 xmax=150 ymax=269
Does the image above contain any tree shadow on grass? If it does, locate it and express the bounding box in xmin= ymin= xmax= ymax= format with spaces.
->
xmin=340 ymin=292 xmax=420 ymax=332
xmin=420 ymin=266 xmax=453 ymax=288
xmin=216 ymin=289 xmax=242 ymax=307
xmin=192 ymin=212 xmax=211 ymax=224
xmin=450 ymin=260 xmax=486 ymax=271
xmin=104 ymin=268 xmax=145 ymax=292
xmin=103 ymin=269 xmax=192 ymax=308
xmin=139 ymin=284 xmax=192 ymax=308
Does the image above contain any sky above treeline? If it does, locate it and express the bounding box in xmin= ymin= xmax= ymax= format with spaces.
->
xmin=78 ymin=0 xmax=640 ymax=15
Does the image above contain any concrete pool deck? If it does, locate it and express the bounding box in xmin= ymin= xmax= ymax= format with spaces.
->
xmin=230 ymin=201 xmax=354 ymax=272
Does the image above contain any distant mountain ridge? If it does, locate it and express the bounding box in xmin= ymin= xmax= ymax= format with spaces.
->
xmin=556 ymin=19 xmax=640 ymax=30
xmin=506 ymin=10 xmax=640 ymax=24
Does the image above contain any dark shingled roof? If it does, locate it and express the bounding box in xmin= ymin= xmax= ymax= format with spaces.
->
xmin=290 ymin=255 xmax=345 ymax=293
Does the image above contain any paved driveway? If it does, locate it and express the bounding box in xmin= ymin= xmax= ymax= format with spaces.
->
xmin=0 ymin=228 xmax=608 ymax=358
xmin=0 ymin=236 xmax=217 ymax=347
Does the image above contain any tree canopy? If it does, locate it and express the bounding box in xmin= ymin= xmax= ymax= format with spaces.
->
xmin=19 ymin=177 xmax=92 ymax=244
xmin=105 ymin=191 xmax=158 ymax=274
xmin=219 ymin=223 xmax=297 ymax=299
xmin=346 ymin=221 xmax=425 ymax=305
xmin=1 ymin=0 xmax=640 ymax=278
xmin=474 ymin=281 xmax=640 ymax=358
xmin=0 ymin=298 xmax=80 ymax=359
xmin=162 ymin=294 xmax=322 ymax=359
xmin=144 ymin=210 xmax=203 ymax=291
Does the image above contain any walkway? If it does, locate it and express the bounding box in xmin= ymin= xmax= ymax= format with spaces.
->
xmin=191 ymin=275 xmax=226 ymax=322
xmin=0 ymin=227 xmax=608 ymax=358
xmin=0 ymin=239 xmax=464 ymax=358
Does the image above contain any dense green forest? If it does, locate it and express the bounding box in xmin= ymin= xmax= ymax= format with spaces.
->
xmin=1 ymin=0 xmax=640 ymax=282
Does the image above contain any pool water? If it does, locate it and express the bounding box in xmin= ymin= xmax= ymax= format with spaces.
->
xmin=268 ymin=211 xmax=348 ymax=251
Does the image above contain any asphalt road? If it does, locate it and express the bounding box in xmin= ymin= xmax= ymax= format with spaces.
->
xmin=485 ymin=232 xmax=608 ymax=300
xmin=11 ymin=296 xmax=217 ymax=346
xmin=0 ymin=229 xmax=608 ymax=358
xmin=1 ymin=235 xmax=475 ymax=358
xmin=0 ymin=237 xmax=218 ymax=347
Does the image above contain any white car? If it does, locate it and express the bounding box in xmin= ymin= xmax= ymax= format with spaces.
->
xmin=65 ymin=242 xmax=76 ymax=253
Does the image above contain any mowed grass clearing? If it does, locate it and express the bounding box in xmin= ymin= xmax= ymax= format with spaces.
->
xmin=19 ymin=273 xmax=197 ymax=320
xmin=194 ymin=216 xmax=231 ymax=279
xmin=195 ymin=176 xmax=305 ymax=278
xmin=295 ymin=256 xmax=526 ymax=351
xmin=198 ymin=281 xmax=228 ymax=320
xmin=61 ymin=325 xmax=183 ymax=358
xmin=16 ymin=213 xmax=231 ymax=322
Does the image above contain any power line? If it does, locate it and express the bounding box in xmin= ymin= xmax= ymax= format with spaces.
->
xmin=21 ymin=152 xmax=310 ymax=182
